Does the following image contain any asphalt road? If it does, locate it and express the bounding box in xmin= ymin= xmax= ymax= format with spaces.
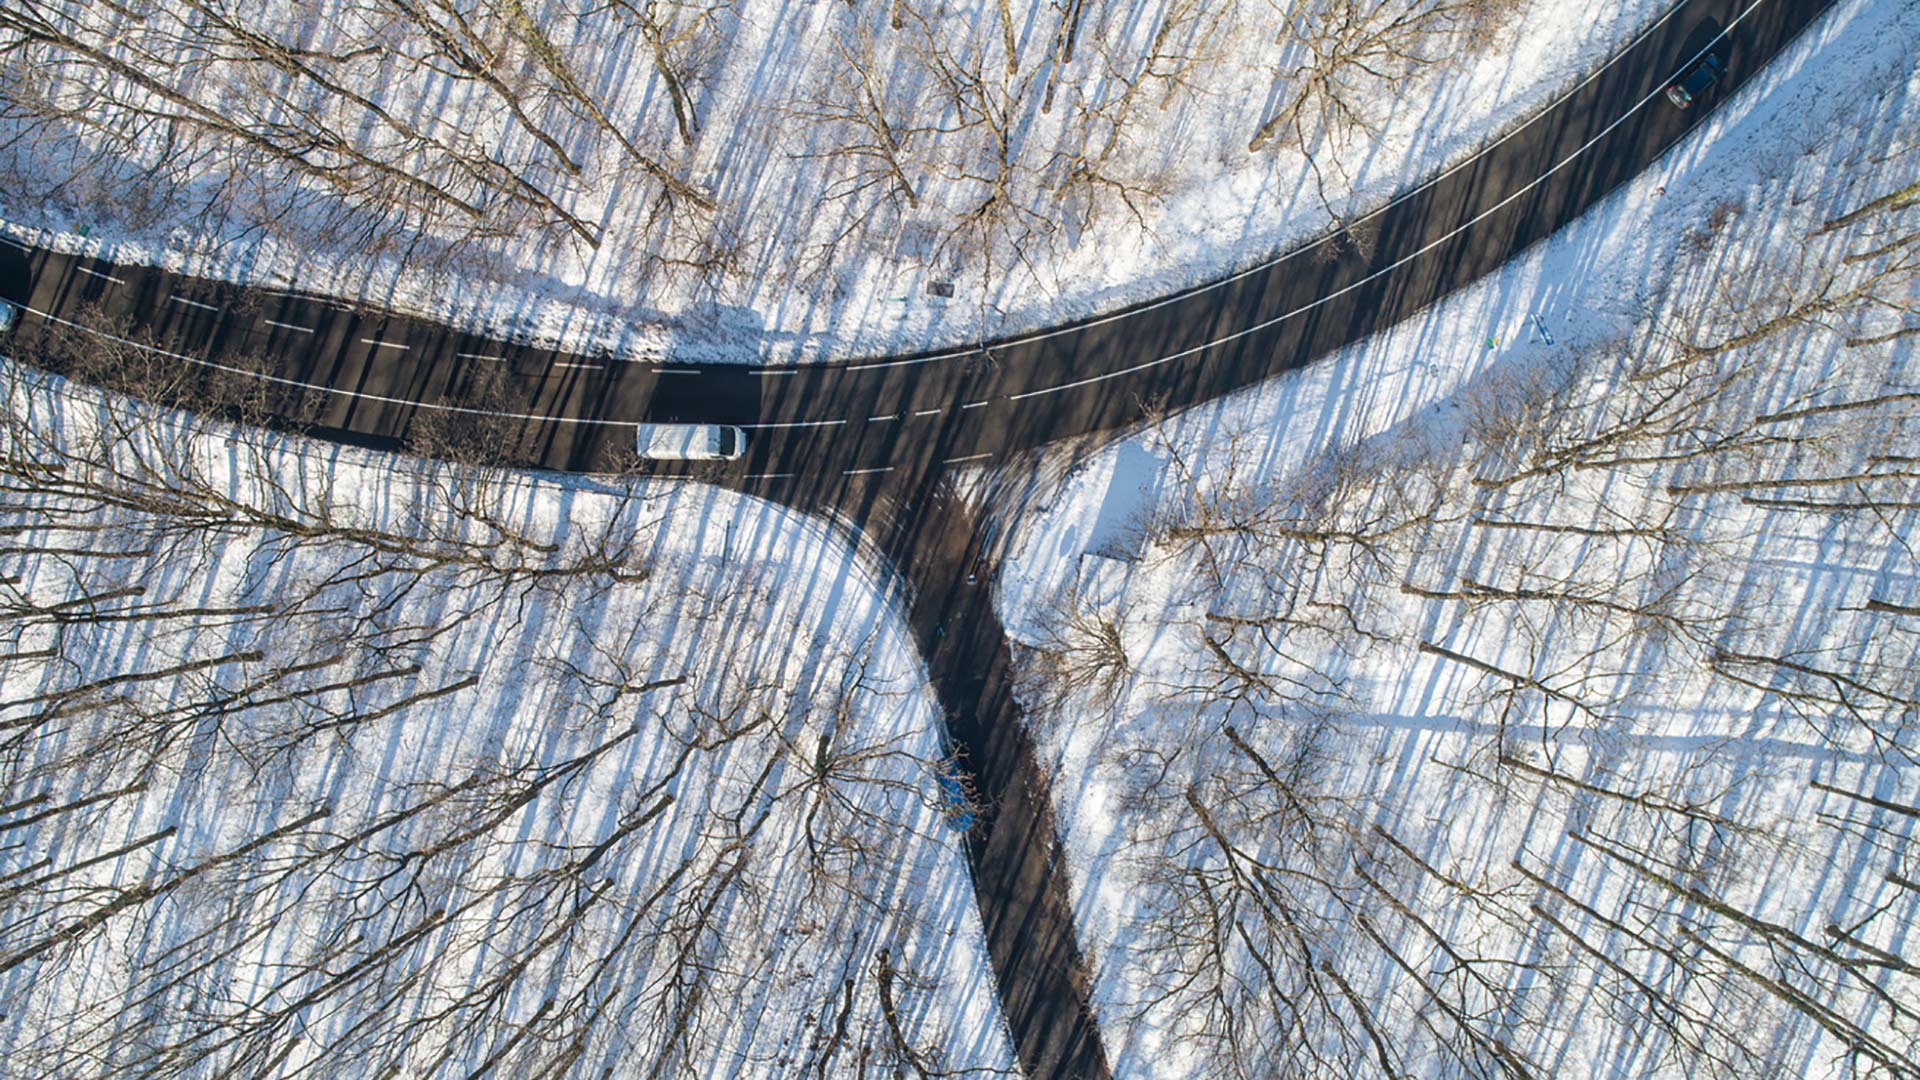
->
xmin=0 ymin=0 xmax=1839 ymax=1074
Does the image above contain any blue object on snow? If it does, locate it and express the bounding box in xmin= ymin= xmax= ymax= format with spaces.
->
xmin=937 ymin=765 xmax=975 ymax=833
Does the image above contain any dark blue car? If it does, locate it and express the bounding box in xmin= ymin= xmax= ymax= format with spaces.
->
xmin=1666 ymin=53 xmax=1726 ymax=109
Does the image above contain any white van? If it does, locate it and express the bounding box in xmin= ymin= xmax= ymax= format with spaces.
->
xmin=633 ymin=423 xmax=747 ymax=461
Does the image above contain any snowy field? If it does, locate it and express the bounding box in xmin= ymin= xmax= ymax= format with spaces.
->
xmin=996 ymin=0 xmax=1920 ymax=1075
xmin=0 ymin=0 xmax=1662 ymax=363
xmin=0 ymin=365 xmax=1013 ymax=1077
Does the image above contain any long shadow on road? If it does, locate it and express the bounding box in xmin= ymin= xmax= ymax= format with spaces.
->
xmin=0 ymin=0 xmax=1845 ymax=1073
xmin=878 ymin=474 xmax=1109 ymax=1080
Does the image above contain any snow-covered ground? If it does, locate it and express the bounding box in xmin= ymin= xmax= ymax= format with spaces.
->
xmin=0 ymin=364 xmax=1013 ymax=1077
xmin=996 ymin=0 xmax=1920 ymax=1074
xmin=0 ymin=0 xmax=1663 ymax=363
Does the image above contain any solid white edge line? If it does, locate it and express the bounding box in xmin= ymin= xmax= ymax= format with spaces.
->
xmin=170 ymin=295 xmax=221 ymax=312
xmin=0 ymin=235 xmax=27 ymax=249
xmin=840 ymin=0 xmax=1710 ymax=373
xmin=265 ymin=320 xmax=315 ymax=334
xmin=20 ymin=304 xmax=642 ymax=426
xmin=1008 ymin=0 xmax=1771 ymax=402
xmin=1 ymin=0 xmax=1764 ymax=437
xmin=77 ymin=266 xmax=127 ymax=285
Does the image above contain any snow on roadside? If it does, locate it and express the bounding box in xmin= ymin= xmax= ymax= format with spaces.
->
xmin=997 ymin=0 xmax=1920 ymax=1074
xmin=0 ymin=363 xmax=1013 ymax=1077
xmin=0 ymin=0 xmax=1665 ymax=365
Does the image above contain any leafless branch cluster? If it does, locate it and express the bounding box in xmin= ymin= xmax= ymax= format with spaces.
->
xmin=0 ymin=361 xmax=983 ymax=1076
xmin=0 ymin=0 xmax=719 ymax=271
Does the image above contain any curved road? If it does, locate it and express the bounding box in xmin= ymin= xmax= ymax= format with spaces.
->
xmin=0 ymin=0 xmax=1838 ymax=1074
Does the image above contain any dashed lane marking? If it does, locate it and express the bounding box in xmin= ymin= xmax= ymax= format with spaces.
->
xmin=20 ymin=305 xmax=645 ymax=427
xmin=838 ymin=0 xmax=1711 ymax=375
xmin=962 ymin=400 xmax=991 ymax=409
xmin=455 ymin=351 xmax=503 ymax=361
xmin=1006 ymin=0 xmax=1770 ymax=403
xmin=359 ymin=338 xmax=410 ymax=351
xmin=868 ymin=414 xmax=898 ymax=423
xmin=264 ymin=320 xmax=314 ymax=334
xmin=843 ymin=466 xmax=896 ymax=476
xmin=169 ymin=295 xmax=221 ymax=312
xmin=77 ymin=266 xmax=127 ymax=285
xmin=943 ymin=452 xmax=994 ymax=464
xmin=738 ymin=419 xmax=847 ymax=430
xmin=654 ymin=368 xmax=700 ymax=375
xmin=912 ymin=408 xmax=941 ymax=417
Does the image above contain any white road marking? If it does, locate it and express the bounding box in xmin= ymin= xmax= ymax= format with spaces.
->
xmin=739 ymin=419 xmax=847 ymax=430
xmin=0 ymin=235 xmax=29 ymax=250
xmin=913 ymin=408 xmax=941 ymax=417
xmin=746 ymin=472 xmax=794 ymax=480
xmin=359 ymin=338 xmax=410 ymax=351
xmin=868 ymin=414 xmax=898 ymax=423
xmin=7 ymin=0 xmax=1746 ymax=448
xmin=170 ymin=295 xmax=221 ymax=312
xmin=1008 ymin=0 xmax=1767 ymax=402
xmin=962 ymin=400 xmax=991 ymax=409
xmin=552 ymin=361 xmax=602 ymax=370
xmin=750 ymin=369 xmax=797 ymax=376
xmin=77 ymin=266 xmax=126 ymax=285
xmin=22 ymin=304 xmax=642 ymax=425
xmin=834 ymin=0 xmax=1713 ymax=375
xmin=654 ymin=368 xmax=700 ymax=375
xmin=843 ymin=466 xmax=896 ymax=476
xmin=456 ymin=351 xmax=503 ymax=361
xmin=264 ymin=319 xmax=314 ymax=334
xmin=943 ymin=452 xmax=995 ymax=464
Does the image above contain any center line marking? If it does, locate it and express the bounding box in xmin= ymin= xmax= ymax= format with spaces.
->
xmin=170 ymin=295 xmax=221 ymax=312
xmin=844 ymin=466 xmax=896 ymax=476
xmin=78 ymin=266 xmax=127 ymax=285
xmin=360 ymin=338 xmax=410 ymax=351
xmin=265 ymin=319 xmax=314 ymax=334
xmin=740 ymin=419 xmax=846 ymax=430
